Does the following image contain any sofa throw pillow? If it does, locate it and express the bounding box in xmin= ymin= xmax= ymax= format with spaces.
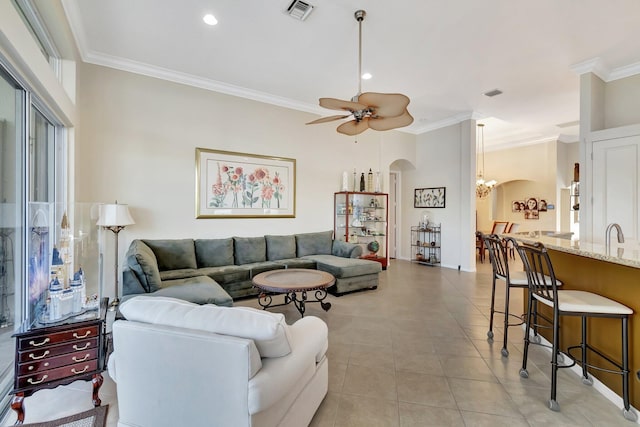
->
xmin=126 ymin=240 xmax=162 ymax=292
xmin=265 ymin=235 xmax=296 ymax=261
xmin=120 ymin=296 xmax=292 ymax=358
xmin=143 ymin=239 xmax=197 ymax=271
xmin=233 ymin=237 xmax=266 ymax=265
xmin=295 ymin=230 xmax=333 ymax=257
xmin=332 ymin=239 xmax=361 ymax=258
xmin=195 ymin=238 xmax=234 ymax=267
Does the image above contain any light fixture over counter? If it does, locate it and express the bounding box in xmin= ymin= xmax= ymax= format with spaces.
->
xmin=476 ymin=123 xmax=497 ymax=199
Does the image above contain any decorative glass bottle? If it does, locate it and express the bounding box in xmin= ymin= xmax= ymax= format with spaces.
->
xmin=374 ymin=171 xmax=382 ymax=192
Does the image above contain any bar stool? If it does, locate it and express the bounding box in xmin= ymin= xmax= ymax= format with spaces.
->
xmin=504 ymin=223 xmax=520 ymax=259
xmin=516 ymin=241 xmax=636 ymax=421
xmin=483 ymin=233 xmax=528 ymax=357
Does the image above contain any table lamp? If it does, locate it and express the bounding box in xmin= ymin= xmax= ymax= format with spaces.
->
xmin=97 ymin=202 xmax=135 ymax=310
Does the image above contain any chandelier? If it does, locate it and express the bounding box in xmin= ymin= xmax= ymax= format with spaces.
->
xmin=476 ymin=123 xmax=497 ymax=199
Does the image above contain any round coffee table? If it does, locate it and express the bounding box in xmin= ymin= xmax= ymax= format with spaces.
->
xmin=252 ymin=269 xmax=335 ymax=317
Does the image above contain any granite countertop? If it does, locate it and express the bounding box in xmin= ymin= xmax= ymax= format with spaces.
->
xmin=503 ymin=231 xmax=640 ymax=269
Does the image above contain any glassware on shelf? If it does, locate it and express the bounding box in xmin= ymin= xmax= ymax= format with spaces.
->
xmin=374 ymin=171 xmax=382 ymax=193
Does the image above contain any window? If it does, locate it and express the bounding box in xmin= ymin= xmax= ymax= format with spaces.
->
xmin=11 ymin=0 xmax=62 ymax=77
xmin=0 ymin=62 xmax=66 ymax=419
xmin=0 ymin=65 xmax=26 ymax=421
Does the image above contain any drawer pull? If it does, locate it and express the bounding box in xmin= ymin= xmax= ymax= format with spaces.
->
xmin=29 ymin=338 xmax=50 ymax=347
xmin=72 ymin=365 xmax=89 ymax=374
xmin=73 ymin=330 xmax=91 ymax=339
xmin=28 ymin=362 xmax=48 ymax=371
xmin=73 ymin=343 xmax=91 ymax=351
xmin=28 ymin=351 xmax=50 ymax=360
xmin=27 ymin=375 xmax=48 ymax=385
xmin=72 ymin=354 xmax=90 ymax=362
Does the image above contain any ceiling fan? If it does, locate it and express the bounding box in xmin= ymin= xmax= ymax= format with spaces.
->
xmin=306 ymin=10 xmax=413 ymax=136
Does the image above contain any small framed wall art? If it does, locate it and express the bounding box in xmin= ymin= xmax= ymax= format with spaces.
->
xmin=414 ymin=187 xmax=446 ymax=208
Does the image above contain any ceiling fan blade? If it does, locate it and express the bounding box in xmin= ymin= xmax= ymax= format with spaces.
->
xmin=306 ymin=114 xmax=352 ymax=125
xmin=337 ymin=118 xmax=370 ymax=136
xmin=319 ymin=97 xmax=368 ymax=112
xmin=368 ymin=111 xmax=414 ymax=131
xmin=358 ymin=92 xmax=410 ymax=117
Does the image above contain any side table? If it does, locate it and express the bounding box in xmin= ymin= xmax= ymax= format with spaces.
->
xmin=10 ymin=298 xmax=109 ymax=425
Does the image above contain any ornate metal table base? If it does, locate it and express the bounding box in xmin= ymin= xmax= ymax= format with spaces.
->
xmin=252 ymin=269 xmax=335 ymax=318
xmin=257 ymin=289 xmax=331 ymax=317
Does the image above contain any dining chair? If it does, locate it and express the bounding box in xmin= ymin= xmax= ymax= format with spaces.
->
xmin=492 ymin=221 xmax=509 ymax=234
xmin=475 ymin=231 xmax=485 ymax=263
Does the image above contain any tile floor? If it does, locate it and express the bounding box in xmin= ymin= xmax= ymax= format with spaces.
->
xmin=1 ymin=259 xmax=634 ymax=426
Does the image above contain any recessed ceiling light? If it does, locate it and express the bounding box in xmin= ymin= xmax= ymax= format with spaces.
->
xmin=362 ymin=72 xmax=372 ymax=80
xmin=203 ymin=14 xmax=218 ymax=26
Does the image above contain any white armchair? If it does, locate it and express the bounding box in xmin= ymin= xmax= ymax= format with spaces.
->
xmin=108 ymin=296 xmax=328 ymax=427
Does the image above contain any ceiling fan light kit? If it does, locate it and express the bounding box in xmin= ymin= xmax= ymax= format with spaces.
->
xmin=306 ymin=9 xmax=413 ymax=136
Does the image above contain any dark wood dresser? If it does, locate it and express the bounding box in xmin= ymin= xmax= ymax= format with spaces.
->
xmin=10 ymin=298 xmax=108 ymax=425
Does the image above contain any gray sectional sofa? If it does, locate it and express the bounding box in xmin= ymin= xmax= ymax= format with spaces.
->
xmin=122 ymin=230 xmax=382 ymax=305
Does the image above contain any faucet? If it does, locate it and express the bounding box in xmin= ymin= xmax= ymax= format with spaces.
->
xmin=605 ymin=223 xmax=625 ymax=253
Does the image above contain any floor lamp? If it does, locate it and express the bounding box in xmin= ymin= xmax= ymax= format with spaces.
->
xmin=97 ymin=202 xmax=135 ymax=311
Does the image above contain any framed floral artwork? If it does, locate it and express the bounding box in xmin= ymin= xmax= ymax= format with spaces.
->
xmin=196 ymin=148 xmax=296 ymax=218
xmin=414 ymin=187 xmax=446 ymax=208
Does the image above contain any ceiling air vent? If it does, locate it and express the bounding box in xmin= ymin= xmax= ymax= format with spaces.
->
xmin=286 ymin=0 xmax=314 ymax=21
xmin=483 ymin=89 xmax=503 ymax=97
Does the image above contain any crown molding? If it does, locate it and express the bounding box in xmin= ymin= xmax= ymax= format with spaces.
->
xmin=571 ymin=57 xmax=640 ymax=82
xmin=58 ymin=0 xmax=580 ymax=143
xmin=62 ymin=0 xmax=324 ymax=116
xmin=485 ymin=135 xmax=559 ymax=153
xmin=84 ymin=50 xmax=321 ymax=114
xmin=407 ymin=111 xmax=480 ymax=135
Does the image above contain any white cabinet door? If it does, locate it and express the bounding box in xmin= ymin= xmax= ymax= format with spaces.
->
xmin=592 ymin=134 xmax=640 ymax=243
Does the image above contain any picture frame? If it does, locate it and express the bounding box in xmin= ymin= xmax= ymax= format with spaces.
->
xmin=414 ymin=187 xmax=446 ymax=208
xmin=511 ymin=200 xmax=523 ymax=212
xmin=196 ymin=148 xmax=296 ymax=218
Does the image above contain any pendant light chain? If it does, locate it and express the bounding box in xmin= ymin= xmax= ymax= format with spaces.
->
xmin=480 ymin=123 xmax=485 ymax=179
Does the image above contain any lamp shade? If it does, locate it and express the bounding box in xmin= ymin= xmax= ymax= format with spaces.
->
xmin=97 ymin=203 xmax=135 ymax=227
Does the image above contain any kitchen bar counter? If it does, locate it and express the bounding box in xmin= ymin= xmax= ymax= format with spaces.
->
xmin=506 ymin=231 xmax=640 ymax=269
xmin=505 ymin=231 xmax=640 ymax=411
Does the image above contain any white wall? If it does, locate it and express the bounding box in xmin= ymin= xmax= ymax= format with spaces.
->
xmin=402 ymin=121 xmax=475 ymax=271
xmin=604 ymin=74 xmax=640 ymax=129
xmin=72 ymin=65 xmax=584 ymax=277
xmin=75 ymin=63 xmax=415 ymax=266
xmin=479 ymin=140 xmax=578 ymax=233
xmin=580 ymin=72 xmax=640 ymax=241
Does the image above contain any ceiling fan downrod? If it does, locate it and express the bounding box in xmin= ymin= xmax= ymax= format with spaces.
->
xmin=355 ymin=10 xmax=366 ymax=99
